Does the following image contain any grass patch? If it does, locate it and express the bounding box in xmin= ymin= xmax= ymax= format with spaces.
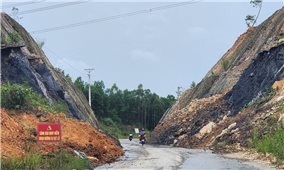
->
xmin=255 ymin=128 xmax=284 ymax=160
xmin=43 ymin=151 xmax=91 ymax=170
xmin=1 ymin=152 xmax=42 ymax=170
xmin=1 ymin=150 xmax=91 ymax=170
xmin=250 ymin=128 xmax=284 ymax=160
xmin=1 ymin=83 xmax=68 ymax=113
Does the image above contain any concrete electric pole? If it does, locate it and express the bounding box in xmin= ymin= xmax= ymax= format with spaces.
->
xmin=84 ymin=68 xmax=94 ymax=107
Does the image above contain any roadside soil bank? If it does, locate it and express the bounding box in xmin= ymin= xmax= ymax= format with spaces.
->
xmin=1 ymin=108 xmax=124 ymax=167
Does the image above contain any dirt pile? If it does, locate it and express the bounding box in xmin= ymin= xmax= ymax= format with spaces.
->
xmin=1 ymin=108 xmax=124 ymax=166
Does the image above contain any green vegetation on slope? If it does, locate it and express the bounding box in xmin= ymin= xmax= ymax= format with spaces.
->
xmin=245 ymin=87 xmax=284 ymax=161
xmin=251 ymin=128 xmax=284 ymax=160
xmin=1 ymin=83 xmax=68 ymax=113
xmin=6 ymin=31 xmax=23 ymax=44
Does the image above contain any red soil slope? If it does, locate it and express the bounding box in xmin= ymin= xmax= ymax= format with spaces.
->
xmin=1 ymin=108 xmax=123 ymax=166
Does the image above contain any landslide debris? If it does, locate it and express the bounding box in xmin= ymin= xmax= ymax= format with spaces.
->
xmin=151 ymin=7 xmax=284 ymax=166
xmin=1 ymin=108 xmax=124 ymax=167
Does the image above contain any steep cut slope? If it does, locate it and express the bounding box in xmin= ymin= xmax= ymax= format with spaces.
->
xmin=151 ymin=7 xmax=284 ymax=150
xmin=1 ymin=13 xmax=98 ymax=127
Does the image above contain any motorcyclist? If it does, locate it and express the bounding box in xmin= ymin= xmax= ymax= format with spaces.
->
xmin=138 ymin=128 xmax=146 ymax=143
xmin=129 ymin=134 xmax=133 ymax=141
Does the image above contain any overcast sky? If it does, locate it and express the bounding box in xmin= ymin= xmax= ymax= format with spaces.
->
xmin=1 ymin=0 xmax=284 ymax=97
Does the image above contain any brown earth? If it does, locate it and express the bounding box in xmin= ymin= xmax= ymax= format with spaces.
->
xmin=1 ymin=108 xmax=124 ymax=166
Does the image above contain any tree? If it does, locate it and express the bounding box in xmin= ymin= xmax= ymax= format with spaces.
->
xmin=245 ymin=0 xmax=262 ymax=27
xmin=245 ymin=15 xmax=256 ymax=27
xmin=190 ymin=81 xmax=196 ymax=88
xmin=90 ymin=81 xmax=106 ymax=118
xmin=36 ymin=40 xmax=45 ymax=48
xmin=74 ymin=77 xmax=87 ymax=96
xmin=73 ymin=76 xmax=176 ymax=130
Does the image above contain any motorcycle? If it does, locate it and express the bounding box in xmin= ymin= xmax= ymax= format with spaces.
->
xmin=139 ymin=135 xmax=146 ymax=146
xmin=129 ymin=134 xmax=133 ymax=141
xmin=140 ymin=138 xmax=146 ymax=146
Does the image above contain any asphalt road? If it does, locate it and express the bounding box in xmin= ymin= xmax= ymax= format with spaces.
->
xmin=95 ymin=139 xmax=275 ymax=170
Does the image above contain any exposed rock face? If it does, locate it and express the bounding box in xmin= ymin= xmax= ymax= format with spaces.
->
xmin=226 ymin=44 xmax=284 ymax=114
xmin=1 ymin=13 xmax=98 ymax=127
xmin=151 ymin=7 xmax=284 ymax=148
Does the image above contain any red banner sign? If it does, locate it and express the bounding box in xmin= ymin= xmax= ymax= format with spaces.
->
xmin=37 ymin=123 xmax=61 ymax=143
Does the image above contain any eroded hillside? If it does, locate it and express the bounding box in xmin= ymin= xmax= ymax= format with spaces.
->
xmin=1 ymin=12 xmax=98 ymax=127
xmin=151 ymin=7 xmax=284 ymax=156
xmin=1 ymin=12 xmax=125 ymax=168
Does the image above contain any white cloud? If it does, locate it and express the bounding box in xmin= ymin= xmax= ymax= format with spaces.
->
xmin=130 ymin=49 xmax=159 ymax=63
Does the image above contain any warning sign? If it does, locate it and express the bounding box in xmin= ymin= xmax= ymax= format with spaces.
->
xmin=37 ymin=123 xmax=61 ymax=143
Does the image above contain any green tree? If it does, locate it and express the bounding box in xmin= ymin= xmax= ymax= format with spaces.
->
xmin=245 ymin=0 xmax=262 ymax=27
xmin=74 ymin=77 xmax=87 ymax=96
xmin=73 ymin=77 xmax=176 ymax=131
xmin=36 ymin=40 xmax=45 ymax=48
xmin=190 ymin=81 xmax=196 ymax=88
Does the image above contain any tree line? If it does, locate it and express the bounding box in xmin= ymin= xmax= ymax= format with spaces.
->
xmin=73 ymin=77 xmax=176 ymax=130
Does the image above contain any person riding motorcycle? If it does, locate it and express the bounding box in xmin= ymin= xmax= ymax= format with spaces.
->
xmin=138 ymin=128 xmax=146 ymax=145
xmin=129 ymin=134 xmax=133 ymax=141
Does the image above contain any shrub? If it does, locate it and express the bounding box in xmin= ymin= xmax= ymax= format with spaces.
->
xmin=1 ymin=83 xmax=68 ymax=113
xmin=253 ymin=128 xmax=284 ymax=160
xmin=36 ymin=40 xmax=45 ymax=48
xmin=6 ymin=31 xmax=22 ymax=44
xmin=1 ymin=83 xmax=27 ymax=109
xmin=190 ymin=81 xmax=196 ymax=88
xmin=221 ymin=59 xmax=230 ymax=71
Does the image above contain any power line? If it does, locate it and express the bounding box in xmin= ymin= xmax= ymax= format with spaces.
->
xmin=44 ymin=46 xmax=86 ymax=75
xmin=31 ymin=1 xmax=200 ymax=34
xmin=15 ymin=1 xmax=89 ymax=15
xmin=1 ymin=0 xmax=45 ymax=9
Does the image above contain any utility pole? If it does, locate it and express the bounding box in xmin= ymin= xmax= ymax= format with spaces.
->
xmin=84 ymin=68 xmax=94 ymax=107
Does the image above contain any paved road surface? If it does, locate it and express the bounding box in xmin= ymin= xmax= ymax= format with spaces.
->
xmin=96 ymin=139 xmax=275 ymax=170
